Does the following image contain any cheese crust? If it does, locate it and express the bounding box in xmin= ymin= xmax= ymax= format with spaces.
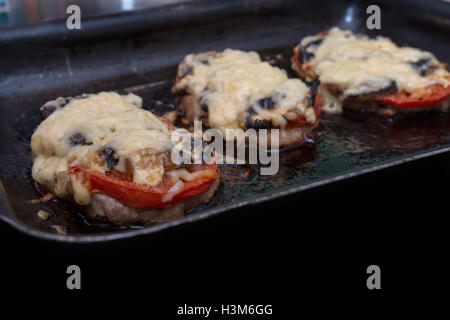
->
xmin=172 ymin=49 xmax=319 ymax=145
xmin=292 ymin=27 xmax=450 ymax=113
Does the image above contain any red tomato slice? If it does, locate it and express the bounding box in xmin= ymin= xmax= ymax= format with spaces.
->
xmin=158 ymin=116 xmax=175 ymax=130
xmin=314 ymin=93 xmax=322 ymax=119
xmin=287 ymin=93 xmax=322 ymax=127
xmin=377 ymin=84 xmax=450 ymax=108
xmin=293 ymin=46 xmax=302 ymax=69
xmin=69 ymin=163 xmax=218 ymax=208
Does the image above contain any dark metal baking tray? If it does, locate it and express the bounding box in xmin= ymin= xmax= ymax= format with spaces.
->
xmin=0 ymin=0 xmax=449 ymax=243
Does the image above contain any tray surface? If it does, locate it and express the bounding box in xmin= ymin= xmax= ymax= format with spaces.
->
xmin=0 ymin=0 xmax=449 ymax=242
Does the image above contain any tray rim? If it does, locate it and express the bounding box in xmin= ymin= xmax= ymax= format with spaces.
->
xmin=1 ymin=145 xmax=449 ymax=243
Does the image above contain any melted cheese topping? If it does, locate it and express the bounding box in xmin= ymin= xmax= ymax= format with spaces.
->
xmin=301 ymin=27 xmax=450 ymax=112
xmin=31 ymin=92 xmax=173 ymax=205
xmin=180 ymin=49 xmax=313 ymax=134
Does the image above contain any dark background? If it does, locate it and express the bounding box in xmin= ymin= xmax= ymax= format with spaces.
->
xmin=1 ymin=151 xmax=448 ymax=313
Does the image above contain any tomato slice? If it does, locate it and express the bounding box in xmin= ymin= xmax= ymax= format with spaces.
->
xmin=377 ymin=84 xmax=450 ymax=108
xmin=158 ymin=116 xmax=175 ymax=130
xmin=293 ymin=45 xmax=302 ymax=69
xmin=287 ymin=93 xmax=322 ymax=127
xmin=314 ymin=93 xmax=322 ymax=119
xmin=69 ymin=162 xmax=218 ymax=208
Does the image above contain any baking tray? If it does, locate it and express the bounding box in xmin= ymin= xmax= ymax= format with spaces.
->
xmin=0 ymin=0 xmax=449 ymax=243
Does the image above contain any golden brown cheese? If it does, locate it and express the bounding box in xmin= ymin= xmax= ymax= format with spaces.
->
xmin=300 ymin=27 xmax=450 ymax=112
xmin=31 ymin=92 xmax=173 ymax=205
xmin=177 ymin=49 xmax=314 ymax=134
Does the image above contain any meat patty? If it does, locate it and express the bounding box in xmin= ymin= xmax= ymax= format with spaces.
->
xmin=172 ymin=49 xmax=321 ymax=147
xmin=88 ymin=178 xmax=220 ymax=226
xmin=38 ymin=168 xmax=220 ymax=226
xmin=31 ymin=92 xmax=221 ymax=228
xmin=292 ymin=27 xmax=450 ymax=115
